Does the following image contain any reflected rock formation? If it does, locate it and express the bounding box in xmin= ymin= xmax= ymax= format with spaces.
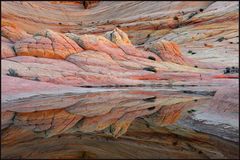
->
xmin=2 ymin=88 xmax=239 ymax=159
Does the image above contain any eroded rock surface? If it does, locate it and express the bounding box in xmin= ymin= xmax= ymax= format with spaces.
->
xmin=14 ymin=30 xmax=83 ymax=59
xmin=1 ymin=22 xmax=31 ymax=43
xmin=1 ymin=27 xmax=225 ymax=87
xmin=1 ymin=1 xmax=239 ymax=159
xmin=1 ymin=41 xmax=15 ymax=58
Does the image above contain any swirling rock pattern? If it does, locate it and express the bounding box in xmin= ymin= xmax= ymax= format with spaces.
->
xmin=14 ymin=30 xmax=83 ymax=59
xmin=146 ymin=40 xmax=186 ymax=65
xmin=1 ymin=1 xmax=239 ymax=159
xmin=1 ymin=23 xmax=31 ymax=43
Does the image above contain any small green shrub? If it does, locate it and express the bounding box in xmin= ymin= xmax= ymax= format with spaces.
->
xmin=109 ymin=125 xmax=115 ymax=134
xmin=188 ymin=50 xmax=196 ymax=55
xmin=143 ymin=66 xmax=157 ymax=73
xmin=143 ymin=96 xmax=156 ymax=102
xmin=217 ymin=37 xmax=225 ymax=42
xmin=12 ymin=46 xmax=16 ymax=53
xmin=188 ymin=12 xmax=197 ymax=19
xmin=33 ymin=77 xmax=40 ymax=81
xmin=187 ymin=109 xmax=196 ymax=114
xmin=7 ymin=68 xmax=19 ymax=77
xmin=33 ymin=33 xmax=42 ymax=37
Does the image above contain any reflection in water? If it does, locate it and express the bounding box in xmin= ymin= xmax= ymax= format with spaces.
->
xmin=1 ymin=89 xmax=239 ymax=159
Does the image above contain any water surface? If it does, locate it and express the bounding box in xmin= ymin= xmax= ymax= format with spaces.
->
xmin=1 ymin=87 xmax=239 ymax=159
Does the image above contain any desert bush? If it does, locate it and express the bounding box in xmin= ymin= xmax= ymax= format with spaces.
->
xmin=7 ymin=68 xmax=19 ymax=77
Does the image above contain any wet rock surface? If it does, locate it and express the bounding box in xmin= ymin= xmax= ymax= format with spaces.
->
xmin=1 ymin=86 xmax=239 ymax=159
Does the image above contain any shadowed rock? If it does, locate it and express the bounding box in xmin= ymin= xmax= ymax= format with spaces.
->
xmin=82 ymin=0 xmax=99 ymax=9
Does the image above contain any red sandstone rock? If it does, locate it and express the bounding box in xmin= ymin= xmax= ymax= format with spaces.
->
xmin=2 ymin=55 xmax=150 ymax=87
xmin=0 ymin=1 xmax=239 ymax=159
xmin=82 ymin=0 xmax=100 ymax=9
xmin=15 ymin=109 xmax=83 ymax=137
xmin=212 ymin=74 xmax=239 ymax=79
xmin=65 ymin=33 xmax=127 ymax=60
xmin=105 ymin=28 xmax=132 ymax=45
xmin=14 ymin=30 xmax=83 ymax=59
xmin=1 ymin=111 xmax=15 ymax=129
xmin=1 ymin=27 xmax=30 ymax=43
xmin=1 ymin=41 xmax=15 ymax=59
xmin=208 ymin=82 xmax=239 ymax=123
xmin=1 ymin=36 xmax=12 ymax=43
xmin=77 ymin=108 xmax=126 ymax=133
xmin=1 ymin=74 xmax=83 ymax=105
xmin=145 ymin=39 xmax=223 ymax=69
xmin=145 ymin=40 xmax=186 ymax=65
xmin=66 ymin=50 xmax=124 ymax=73
xmin=110 ymin=106 xmax=161 ymax=138
xmin=105 ymin=28 xmax=161 ymax=61
xmin=1 ymin=22 xmax=31 ymax=42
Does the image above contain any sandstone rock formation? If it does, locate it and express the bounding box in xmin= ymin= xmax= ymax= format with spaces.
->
xmin=1 ymin=22 xmax=31 ymax=43
xmin=1 ymin=41 xmax=15 ymax=58
xmin=105 ymin=28 xmax=161 ymax=61
xmin=82 ymin=0 xmax=100 ymax=9
xmin=14 ymin=30 xmax=83 ymax=59
xmin=1 ymin=1 xmax=239 ymax=159
xmin=105 ymin=28 xmax=132 ymax=45
xmin=146 ymin=40 xmax=186 ymax=65
xmin=3 ymin=26 xmax=221 ymax=87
